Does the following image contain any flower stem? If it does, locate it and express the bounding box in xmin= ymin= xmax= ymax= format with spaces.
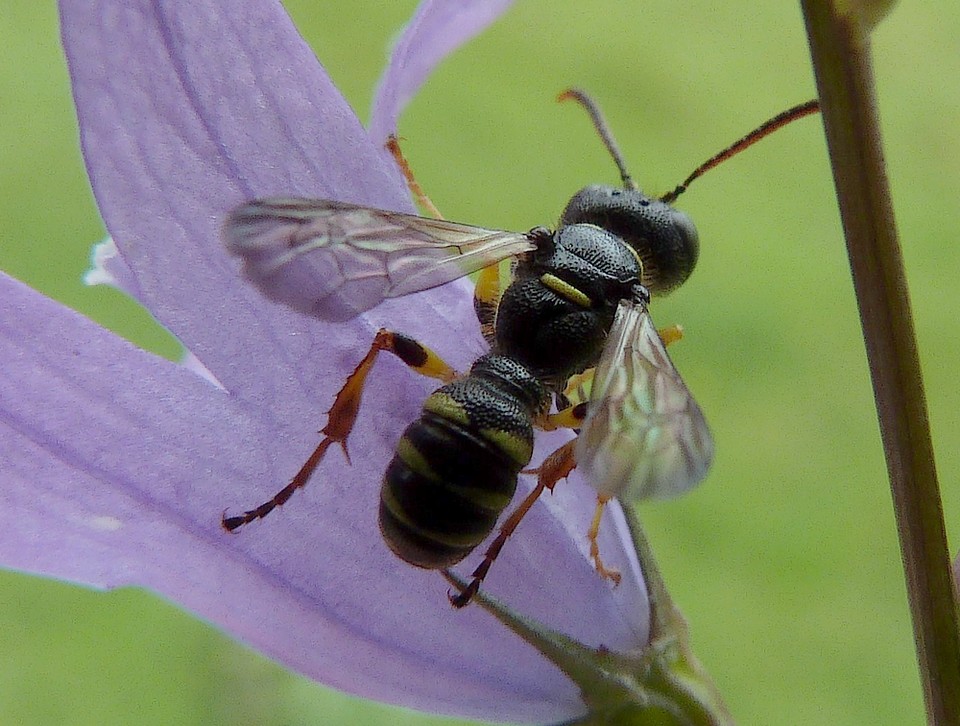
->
xmin=448 ymin=504 xmax=733 ymax=724
xmin=800 ymin=2 xmax=960 ymax=721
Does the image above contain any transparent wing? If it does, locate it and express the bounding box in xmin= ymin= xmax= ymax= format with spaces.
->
xmin=575 ymin=298 xmax=713 ymax=501
xmin=224 ymin=198 xmax=536 ymax=321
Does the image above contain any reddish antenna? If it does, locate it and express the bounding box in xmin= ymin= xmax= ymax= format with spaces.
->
xmin=660 ymin=99 xmax=820 ymax=203
xmin=561 ymin=89 xmax=820 ymax=204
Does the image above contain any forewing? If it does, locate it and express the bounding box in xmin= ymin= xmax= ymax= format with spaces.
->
xmin=224 ymin=198 xmax=535 ymax=321
xmin=575 ymin=298 xmax=713 ymax=501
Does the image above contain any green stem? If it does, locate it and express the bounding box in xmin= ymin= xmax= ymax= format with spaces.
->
xmin=446 ymin=505 xmax=733 ymax=724
xmin=800 ymin=2 xmax=960 ymax=722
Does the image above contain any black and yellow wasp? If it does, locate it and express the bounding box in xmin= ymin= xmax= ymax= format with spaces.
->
xmin=221 ymin=90 xmax=818 ymax=606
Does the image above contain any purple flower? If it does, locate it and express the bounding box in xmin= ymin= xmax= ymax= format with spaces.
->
xmin=1 ymin=1 xmax=650 ymax=722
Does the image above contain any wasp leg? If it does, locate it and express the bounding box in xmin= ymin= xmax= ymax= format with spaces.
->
xmin=539 ymin=402 xmax=588 ymax=431
xmin=223 ymin=329 xmax=456 ymax=532
xmin=529 ymin=425 xmax=626 ymax=587
xmin=385 ymin=135 xmax=444 ymax=219
xmin=525 ymin=437 xmax=579 ymax=484
xmin=527 ymin=437 xmax=623 ymax=585
xmin=447 ymin=427 xmax=582 ymax=608
xmin=562 ymin=368 xmax=594 ymax=406
xmin=587 ymin=495 xmax=622 ymax=585
xmin=658 ymin=323 xmax=684 ymax=346
xmin=473 ymin=263 xmax=502 ymax=346
xmin=446 ymin=479 xmax=543 ymax=608
xmin=385 ymin=135 xmax=504 ymax=345
xmin=447 ymin=440 xmax=575 ymax=608
xmin=544 ymin=388 xmax=626 ymax=585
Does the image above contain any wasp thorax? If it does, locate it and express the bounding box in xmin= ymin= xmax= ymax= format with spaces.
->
xmin=559 ymin=184 xmax=699 ymax=295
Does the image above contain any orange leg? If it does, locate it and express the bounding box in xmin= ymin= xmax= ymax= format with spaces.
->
xmin=658 ymin=323 xmax=684 ymax=347
xmin=223 ymin=329 xmax=455 ymax=531
xmin=523 ymin=438 xmax=579 ymax=488
xmin=562 ymin=368 xmax=594 ymax=406
xmin=385 ymin=135 xmax=444 ymax=219
xmin=538 ymin=402 xmax=588 ymax=432
xmin=387 ymin=135 xmax=502 ymax=346
xmin=578 ymin=324 xmax=682 ymax=585
xmin=448 ymin=439 xmax=578 ymax=608
xmin=447 ymin=478 xmax=545 ymax=608
xmin=529 ymin=439 xmax=622 ymax=586
xmin=587 ymin=495 xmax=622 ymax=585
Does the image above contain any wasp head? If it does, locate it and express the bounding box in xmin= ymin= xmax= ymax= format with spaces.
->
xmin=559 ymin=185 xmax=699 ymax=295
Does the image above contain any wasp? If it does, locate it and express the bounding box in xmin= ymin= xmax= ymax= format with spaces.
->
xmin=221 ymin=90 xmax=819 ymax=607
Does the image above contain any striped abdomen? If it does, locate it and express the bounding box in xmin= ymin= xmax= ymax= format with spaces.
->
xmin=378 ymin=354 xmax=549 ymax=569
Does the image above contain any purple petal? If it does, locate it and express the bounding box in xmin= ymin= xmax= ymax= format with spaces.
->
xmin=2 ymin=271 xmax=647 ymax=722
xmin=85 ymin=237 xmax=223 ymax=385
xmin=0 ymin=0 xmax=651 ymax=721
xmin=369 ymin=0 xmax=517 ymax=144
xmin=61 ymin=0 xmax=420 ymax=402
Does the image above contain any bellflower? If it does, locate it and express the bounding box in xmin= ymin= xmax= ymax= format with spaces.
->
xmin=1 ymin=1 xmax=653 ymax=723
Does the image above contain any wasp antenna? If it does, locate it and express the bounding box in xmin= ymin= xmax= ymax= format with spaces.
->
xmin=559 ymin=88 xmax=638 ymax=191
xmin=660 ymin=99 xmax=820 ymax=204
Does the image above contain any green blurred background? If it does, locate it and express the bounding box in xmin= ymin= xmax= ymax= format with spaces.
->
xmin=2 ymin=1 xmax=958 ymax=724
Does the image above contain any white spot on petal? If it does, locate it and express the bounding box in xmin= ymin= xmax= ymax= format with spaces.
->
xmin=87 ymin=515 xmax=123 ymax=532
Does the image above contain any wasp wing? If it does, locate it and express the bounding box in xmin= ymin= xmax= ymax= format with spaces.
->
xmin=575 ymin=298 xmax=713 ymax=501
xmin=224 ymin=198 xmax=536 ymax=321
